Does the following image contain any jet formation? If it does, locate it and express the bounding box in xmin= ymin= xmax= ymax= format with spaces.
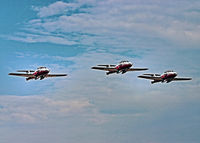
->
xmin=8 ymin=61 xmax=192 ymax=84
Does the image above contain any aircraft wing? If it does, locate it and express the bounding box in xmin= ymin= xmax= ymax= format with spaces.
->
xmin=127 ymin=68 xmax=148 ymax=71
xmin=173 ymin=77 xmax=192 ymax=81
xmin=8 ymin=73 xmax=34 ymax=77
xmin=46 ymin=74 xmax=67 ymax=77
xmin=138 ymin=75 xmax=162 ymax=80
xmin=91 ymin=67 xmax=117 ymax=72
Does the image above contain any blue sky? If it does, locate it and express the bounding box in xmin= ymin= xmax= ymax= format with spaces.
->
xmin=0 ymin=0 xmax=200 ymax=143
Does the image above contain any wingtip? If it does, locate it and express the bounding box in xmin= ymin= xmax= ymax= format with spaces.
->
xmin=91 ymin=67 xmax=97 ymax=69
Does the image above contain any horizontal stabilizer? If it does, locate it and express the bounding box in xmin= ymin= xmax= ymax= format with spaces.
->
xmin=97 ymin=65 xmax=116 ymax=67
xmin=8 ymin=73 xmax=35 ymax=78
xmin=17 ymin=70 xmax=35 ymax=73
xmin=142 ymin=73 xmax=160 ymax=76
xmin=91 ymin=66 xmax=116 ymax=72
xmin=138 ymin=75 xmax=162 ymax=80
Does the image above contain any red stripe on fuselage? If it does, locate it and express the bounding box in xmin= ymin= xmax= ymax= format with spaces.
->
xmin=161 ymin=73 xmax=176 ymax=80
xmin=116 ymin=63 xmax=132 ymax=70
xmin=33 ymin=70 xmax=49 ymax=76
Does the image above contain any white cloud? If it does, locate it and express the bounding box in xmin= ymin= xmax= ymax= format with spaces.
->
xmin=8 ymin=0 xmax=197 ymax=48
xmin=0 ymin=95 xmax=99 ymax=124
xmin=5 ymin=33 xmax=77 ymax=45
xmin=1 ymin=0 xmax=199 ymax=48
xmin=33 ymin=1 xmax=78 ymax=18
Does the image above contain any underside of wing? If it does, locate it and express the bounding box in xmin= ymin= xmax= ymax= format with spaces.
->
xmin=46 ymin=74 xmax=67 ymax=77
xmin=138 ymin=75 xmax=162 ymax=81
xmin=127 ymin=68 xmax=148 ymax=71
xmin=91 ymin=67 xmax=117 ymax=72
xmin=173 ymin=77 xmax=192 ymax=81
xmin=8 ymin=73 xmax=34 ymax=78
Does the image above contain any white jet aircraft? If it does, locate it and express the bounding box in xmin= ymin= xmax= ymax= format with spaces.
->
xmin=9 ymin=67 xmax=67 ymax=81
xmin=138 ymin=70 xmax=192 ymax=84
xmin=91 ymin=61 xmax=148 ymax=75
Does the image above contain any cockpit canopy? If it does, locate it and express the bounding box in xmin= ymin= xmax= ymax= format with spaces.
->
xmin=119 ymin=60 xmax=129 ymax=63
xmin=37 ymin=66 xmax=47 ymax=69
xmin=164 ymin=70 xmax=174 ymax=73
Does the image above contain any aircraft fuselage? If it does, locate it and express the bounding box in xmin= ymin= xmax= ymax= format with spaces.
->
xmin=115 ymin=62 xmax=132 ymax=71
xmin=161 ymin=71 xmax=177 ymax=82
xmin=27 ymin=67 xmax=50 ymax=80
xmin=33 ymin=69 xmax=50 ymax=77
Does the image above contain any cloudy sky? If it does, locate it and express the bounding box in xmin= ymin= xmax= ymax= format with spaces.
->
xmin=0 ymin=0 xmax=200 ymax=143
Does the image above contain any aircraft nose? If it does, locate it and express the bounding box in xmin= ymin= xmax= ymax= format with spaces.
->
xmin=174 ymin=72 xmax=178 ymax=76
